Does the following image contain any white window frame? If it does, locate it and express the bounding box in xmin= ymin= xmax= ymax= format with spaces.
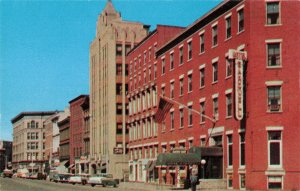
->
xmin=267 ymin=130 xmax=283 ymax=168
xmin=265 ymin=39 xmax=282 ymax=68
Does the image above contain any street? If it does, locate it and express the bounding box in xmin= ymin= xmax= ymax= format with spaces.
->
xmin=0 ymin=177 xmax=124 ymax=191
xmin=0 ymin=177 xmax=180 ymax=191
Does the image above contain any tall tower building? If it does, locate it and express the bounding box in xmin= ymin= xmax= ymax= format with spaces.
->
xmin=89 ymin=0 xmax=149 ymax=178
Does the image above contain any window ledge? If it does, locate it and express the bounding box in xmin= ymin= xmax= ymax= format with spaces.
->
xmin=237 ymin=30 xmax=245 ymax=35
xmin=199 ymin=86 xmax=205 ymax=90
xmin=265 ymin=23 xmax=282 ymax=27
xmin=225 ymin=76 xmax=232 ymax=80
xmin=238 ymin=167 xmax=246 ymax=174
xmin=226 ymin=116 xmax=233 ymax=119
xmin=266 ymin=66 xmax=282 ymax=69
xmin=179 ymin=127 xmax=184 ymax=130
xmin=266 ymin=110 xmax=283 ymax=114
xmin=226 ymin=167 xmax=233 ymax=173
xmin=170 ymin=68 xmax=175 ymax=71
xmin=187 ymin=58 xmax=193 ymax=63
xmin=188 ymin=125 xmax=193 ymax=128
xmin=200 ymin=122 xmax=206 ymax=125
xmin=199 ymin=51 xmax=205 ymax=55
xmin=265 ymin=168 xmax=285 ymax=175
xmin=212 ymin=44 xmax=218 ymax=49
xmin=212 ymin=81 xmax=218 ymax=85
xmin=225 ymin=36 xmax=232 ymax=42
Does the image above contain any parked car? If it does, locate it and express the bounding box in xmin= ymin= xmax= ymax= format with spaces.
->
xmin=69 ymin=174 xmax=90 ymax=185
xmin=87 ymin=173 xmax=118 ymax=187
xmin=53 ymin=173 xmax=73 ymax=183
xmin=2 ymin=169 xmax=13 ymax=178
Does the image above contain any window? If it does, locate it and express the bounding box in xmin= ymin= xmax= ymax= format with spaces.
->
xmin=267 ymin=2 xmax=280 ymax=25
xmin=170 ymin=111 xmax=174 ymax=130
xmin=212 ymin=62 xmax=218 ymax=83
xmin=149 ymin=48 xmax=152 ymax=61
xmin=267 ymin=86 xmax=281 ymax=111
xmin=200 ymin=34 xmax=205 ymax=53
xmin=267 ymin=43 xmax=281 ymax=67
xmin=179 ymin=47 xmax=183 ymax=65
xmin=240 ymin=174 xmax=246 ymax=189
xmin=116 ymin=83 xmax=122 ymax=95
xmin=212 ymin=25 xmax=218 ymax=46
xmin=116 ymin=44 xmax=122 ymax=56
xmin=179 ymin=78 xmax=184 ymax=96
xmin=170 ymin=53 xmax=174 ymax=70
xmin=154 ymin=63 xmax=157 ymax=79
xmin=200 ymin=138 xmax=206 ymax=147
xmin=200 ymin=68 xmax=205 ymax=88
xmin=213 ymin=97 xmax=219 ymax=120
xmin=227 ymin=135 xmax=233 ymax=167
xmin=226 ymin=94 xmax=233 ymax=117
xmin=179 ymin=108 xmax=184 ymax=128
xmin=162 ymin=145 xmax=167 ymax=153
xmin=125 ymin=44 xmax=131 ymax=55
xmin=161 ymin=87 xmax=165 ymax=97
xmin=161 ymin=58 xmax=165 ymax=75
xmin=240 ymin=133 xmax=245 ymax=166
xmin=226 ymin=58 xmax=233 ymax=77
xmin=116 ymin=103 xmax=122 ymax=115
xmin=268 ymin=131 xmax=281 ymax=166
xmin=188 ymin=41 xmax=192 ymax=60
xmin=144 ymin=52 xmax=147 ymax=65
xmin=125 ymin=64 xmax=129 ymax=76
xmin=188 ymin=74 xmax=192 ymax=92
xmin=116 ymin=64 xmax=122 ymax=75
xmin=268 ymin=176 xmax=282 ymax=189
xmin=144 ymin=71 xmax=146 ymax=84
xmin=170 ymin=82 xmax=174 ymax=99
xmin=200 ymin=101 xmax=205 ymax=123
xmin=188 ymin=105 xmax=193 ymax=126
xmin=226 ymin=17 xmax=232 ymax=39
xmin=238 ymin=9 xmax=244 ymax=32
xmin=149 ymin=67 xmax=152 ymax=81
xmin=228 ymin=174 xmax=233 ymax=188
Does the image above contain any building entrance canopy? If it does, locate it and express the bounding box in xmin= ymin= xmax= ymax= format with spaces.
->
xmin=156 ymin=146 xmax=223 ymax=166
xmin=156 ymin=153 xmax=201 ymax=166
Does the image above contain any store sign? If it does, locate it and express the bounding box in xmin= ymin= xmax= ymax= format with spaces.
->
xmin=229 ymin=49 xmax=247 ymax=121
xmin=113 ymin=147 xmax=123 ymax=154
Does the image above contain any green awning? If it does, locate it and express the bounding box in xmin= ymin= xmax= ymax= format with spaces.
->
xmin=189 ymin=146 xmax=223 ymax=156
xmin=156 ymin=153 xmax=201 ymax=166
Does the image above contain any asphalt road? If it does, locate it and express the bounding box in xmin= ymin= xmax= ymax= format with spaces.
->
xmin=0 ymin=177 xmax=123 ymax=191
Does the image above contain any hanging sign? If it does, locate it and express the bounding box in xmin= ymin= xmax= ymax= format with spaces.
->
xmin=228 ymin=49 xmax=247 ymax=121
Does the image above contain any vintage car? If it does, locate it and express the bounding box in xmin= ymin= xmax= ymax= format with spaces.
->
xmin=87 ymin=173 xmax=118 ymax=187
xmin=53 ymin=173 xmax=73 ymax=183
xmin=69 ymin=174 xmax=90 ymax=185
xmin=2 ymin=169 xmax=13 ymax=178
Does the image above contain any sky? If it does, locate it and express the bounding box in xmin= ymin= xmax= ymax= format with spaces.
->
xmin=0 ymin=0 xmax=221 ymax=141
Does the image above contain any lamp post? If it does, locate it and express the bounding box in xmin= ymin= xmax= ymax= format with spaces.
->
xmin=200 ymin=159 xmax=206 ymax=179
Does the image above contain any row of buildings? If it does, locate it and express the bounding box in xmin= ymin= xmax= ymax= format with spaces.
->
xmin=11 ymin=0 xmax=299 ymax=190
xmin=11 ymin=95 xmax=90 ymax=175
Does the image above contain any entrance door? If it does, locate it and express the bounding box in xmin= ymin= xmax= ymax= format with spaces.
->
xmin=204 ymin=156 xmax=223 ymax=179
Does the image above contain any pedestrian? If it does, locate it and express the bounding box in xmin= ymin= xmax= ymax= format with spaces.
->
xmin=190 ymin=165 xmax=198 ymax=191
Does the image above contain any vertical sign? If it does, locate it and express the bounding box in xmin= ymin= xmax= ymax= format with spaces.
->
xmin=228 ymin=49 xmax=247 ymax=121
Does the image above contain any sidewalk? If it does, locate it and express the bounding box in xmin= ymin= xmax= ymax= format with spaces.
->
xmin=119 ymin=182 xmax=235 ymax=191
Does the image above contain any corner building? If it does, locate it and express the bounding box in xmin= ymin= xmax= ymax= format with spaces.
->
xmin=89 ymin=0 xmax=149 ymax=179
xmin=126 ymin=25 xmax=185 ymax=182
xmin=129 ymin=0 xmax=300 ymax=190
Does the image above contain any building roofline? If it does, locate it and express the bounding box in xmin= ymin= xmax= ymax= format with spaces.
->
xmin=11 ymin=111 xmax=58 ymax=124
xmin=127 ymin=24 xmax=185 ymax=56
xmin=68 ymin=94 xmax=89 ymax=104
xmin=156 ymin=0 xmax=242 ymax=57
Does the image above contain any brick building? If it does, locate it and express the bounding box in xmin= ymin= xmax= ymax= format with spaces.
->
xmin=127 ymin=0 xmax=300 ymax=190
xmin=58 ymin=111 xmax=70 ymax=173
xmin=69 ymin=95 xmax=89 ymax=174
xmin=126 ymin=25 xmax=185 ymax=182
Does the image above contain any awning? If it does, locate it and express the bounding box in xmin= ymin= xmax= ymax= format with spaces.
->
xmin=144 ymin=160 xmax=153 ymax=170
xmin=189 ymin=146 xmax=223 ymax=156
xmin=156 ymin=153 xmax=201 ymax=166
xmin=148 ymin=160 xmax=157 ymax=171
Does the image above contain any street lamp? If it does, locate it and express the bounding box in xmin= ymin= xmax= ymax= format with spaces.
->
xmin=200 ymin=159 xmax=206 ymax=179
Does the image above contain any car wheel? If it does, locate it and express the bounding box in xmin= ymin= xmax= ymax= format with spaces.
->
xmin=113 ymin=184 xmax=117 ymax=188
xmin=91 ymin=184 xmax=95 ymax=187
xmin=72 ymin=183 xmax=75 ymax=185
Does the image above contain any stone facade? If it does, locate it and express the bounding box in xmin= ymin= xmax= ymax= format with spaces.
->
xmin=89 ymin=0 xmax=149 ymax=179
